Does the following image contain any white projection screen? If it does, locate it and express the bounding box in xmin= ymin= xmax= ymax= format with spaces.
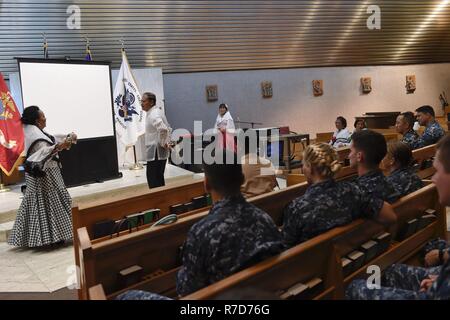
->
xmin=18 ymin=60 xmax=115 ymax=139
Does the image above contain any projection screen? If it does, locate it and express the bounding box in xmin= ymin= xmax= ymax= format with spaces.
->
xmin=18 ymin=60 xmax=115 ymax=139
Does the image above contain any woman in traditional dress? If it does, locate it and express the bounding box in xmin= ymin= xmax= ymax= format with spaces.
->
xmin=215 ymin=103 xmax=236 ymax=152
xmin=8 ymin=106 xmax=76 ymax=248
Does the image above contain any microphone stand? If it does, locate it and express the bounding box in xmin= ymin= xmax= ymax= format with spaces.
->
xmin=129 ymin=145 xmax=143 ymax=170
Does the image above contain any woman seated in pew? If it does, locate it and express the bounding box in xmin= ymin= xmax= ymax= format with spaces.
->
xmin=330 ymin=116 xmax=352 ymax=148
xmin=381 ymin=141 xmax=423 ymax=197
xmin=176 ymin=151 xmax=285 ymax=296
xmin=346 ymin=134 xmax=450 ymax=300
xmin=282 ymin=143 xmax=396 ymax=247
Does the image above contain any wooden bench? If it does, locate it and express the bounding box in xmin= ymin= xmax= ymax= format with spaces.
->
xmin=88 ymin=183 xmax=446 ymax=300
xmin=412 ymin=144 xmax=437 ymax=179
xmin=72 ymin=178 xmax=210 ymax=298
xmin=181 ymin=183 xmax=446 ymax=300
xmin=76 ymin=181 xmax=310 ymax=299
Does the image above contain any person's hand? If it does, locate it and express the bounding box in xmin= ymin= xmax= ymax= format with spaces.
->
xmin=420 ymin=275 xmax=438 ymax=292
xmin=219 ymin=127 xmax=226 ymax=133
xmin=70 ymin=132 xmax=78 ymax=144
xmin=424 ymin=250 xmax=440 ymax=267
xmin=56 ymin=139 xmax=71 ymax=151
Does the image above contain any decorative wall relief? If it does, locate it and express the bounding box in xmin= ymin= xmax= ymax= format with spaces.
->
xmin=406 ymin=75 xmax=416 ymax=93
xmin=261 ymin=81 xmax=273 ymax=98
xmin=312 ymin=80 xmax=323 ymax=96
xmin=361 ymin=77 xmax=372 ymax=94
xmin=206 ymin=85 xmax=218 ymax=101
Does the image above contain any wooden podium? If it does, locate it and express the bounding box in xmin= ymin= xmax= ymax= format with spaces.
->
xmin=2 ymin=157 xmax=25 ymax=186
xmin=356 ymin=112 xmax=401 ymax=129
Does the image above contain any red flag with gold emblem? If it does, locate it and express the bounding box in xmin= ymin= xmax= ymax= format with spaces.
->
xmin=0 ymin=73 xmax=24 ymax=176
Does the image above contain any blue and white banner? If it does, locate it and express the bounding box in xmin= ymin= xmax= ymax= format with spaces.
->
xmin=113 ymin=50 xmax=145 ymax=147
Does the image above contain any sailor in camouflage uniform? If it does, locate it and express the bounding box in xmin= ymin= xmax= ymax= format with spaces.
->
xmin=350 ymin=130 xmax=401 ymax=204
xmin=395 ymin=112 xmax=420 ymax=150
xmin=382 ymin=142 xmax=423 ymax=197
xmin=415 ymin=105 xmax=445 ymax=149
xmin=282 ymin=143 xmax=396 ymax=247
xmin=346 ymin=133 xmax=450 ymax=300
xmin=176 ymin=152 xmax=284 ymax=296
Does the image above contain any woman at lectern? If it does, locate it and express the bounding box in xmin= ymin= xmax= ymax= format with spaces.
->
xmin=215 ymin=103 xmax=236 ymax=151
xmin=8 ymin=106 xmax=76 ymax=248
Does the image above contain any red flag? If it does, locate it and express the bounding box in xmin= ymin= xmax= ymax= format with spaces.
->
xmin=0 ymin=73 xmax=24 ymax=176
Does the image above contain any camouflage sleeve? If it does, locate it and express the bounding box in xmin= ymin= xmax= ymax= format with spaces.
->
xmin=176 ymin=228 xmax=209 ymax=296
xmin=353 ymin=184 xmax=384 ymax=219
xmin=281 ymin=201 xmax=303 ymax=248
xmin=416 ymin=125 xmax=443 ymax=148
xmin=116 ymin=290 xmax=172 ymax=300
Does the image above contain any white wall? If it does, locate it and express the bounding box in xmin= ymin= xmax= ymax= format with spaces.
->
xmin=164 ymin=63 xmax=450 ymax=138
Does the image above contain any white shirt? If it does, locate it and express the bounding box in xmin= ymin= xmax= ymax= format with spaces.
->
xmin=215 ymin=111 xmax=235 ymax=131
xmin=330 ymin=128 xmax=351 ymax=147
xmin=145 ymin=106 xmax=172 ymax=161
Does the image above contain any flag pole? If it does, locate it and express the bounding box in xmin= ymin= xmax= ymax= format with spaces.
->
xmin=0 ymin=170 xmax=10 ymax=193
xmin=129 ymin=145 xmax=143 ymax=170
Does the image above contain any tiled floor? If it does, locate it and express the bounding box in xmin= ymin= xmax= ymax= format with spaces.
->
xmin=0 ymin=241 xmax=75 ymax=293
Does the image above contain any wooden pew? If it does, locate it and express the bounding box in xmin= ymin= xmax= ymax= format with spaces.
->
xmin=72 ymin=178 xmax=209 ymax=299
xmin=76 ymin=181 xmax=310 ymax=299
xmin=315 ymin=132 xmax=333 ymax=143
xmin=412 ymin=144 xmax=437 ymax=179
xmin=181 ymin=183 xmax=446 ymax=300
xmin=88 ymin=183 xmax=446 ymax=300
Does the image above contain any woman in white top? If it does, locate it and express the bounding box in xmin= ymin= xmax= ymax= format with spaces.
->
xmin=330 ymin=116 xmax=351 ymax=148
xmin=215 ymin=103 xmax=236 ymax=151
xmin=8 ymin=106 xmax=75 ymax=247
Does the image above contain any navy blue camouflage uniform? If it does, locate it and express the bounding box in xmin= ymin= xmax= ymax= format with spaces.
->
xmin=401 ymin=130 xmax=420 ymax=150
xmin=176 ymin=194 xmax=284 ymax=296
xmin=415 ymin=121 xmax=445 ymax=149
xmin=355 ymin=170 xmax=401 ymax=204
xmin=116 ymin=291 xmax=172 ymax=300
xmin=282 ymin=179 xmax=384 ymax=247
xmin=386 ymin=167 xmax=423 ymax=198
xmin=346 ymin=261 xmax=450 ymax=299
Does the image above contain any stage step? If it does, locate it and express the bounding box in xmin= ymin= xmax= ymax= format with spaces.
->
xmin=0 ymin=221 xmax=13 ymax=242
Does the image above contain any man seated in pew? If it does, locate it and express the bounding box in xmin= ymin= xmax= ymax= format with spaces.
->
xmin=395 ymin=111 xmax=420 ymax=150
xmin=176 ymin=151 xmax=285 ymax=296
xmin=346 ymin=134 xmax=450 ymax=300
xmin=282 ymin=143 xmax=396 ymax=247
xmin=414 ymin=105 xmax=445 ymax=149
xmin=240 ymin=136 xmax=278 ymax=198
xmin=350 ymin=130 xmax=401 ymax=204
xmin=381 ymin=141 xmax=423 ymax=197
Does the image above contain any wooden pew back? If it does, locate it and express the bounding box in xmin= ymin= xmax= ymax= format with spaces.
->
xmin=77 ymin=182 xmax=310 ymax=299
xmin=181 ymin=184 xmax=445 ymax=300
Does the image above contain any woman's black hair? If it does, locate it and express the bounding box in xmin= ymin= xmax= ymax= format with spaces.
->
xmin=336 ymin=116 xmax=347 ymax=128
xmin=354 ymin=119 xmax=366 ymax=128
xmin=21 ymin=106 xmax=41 ymax=125
xmin=219 ymin=103 xmax=228 ymax=111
